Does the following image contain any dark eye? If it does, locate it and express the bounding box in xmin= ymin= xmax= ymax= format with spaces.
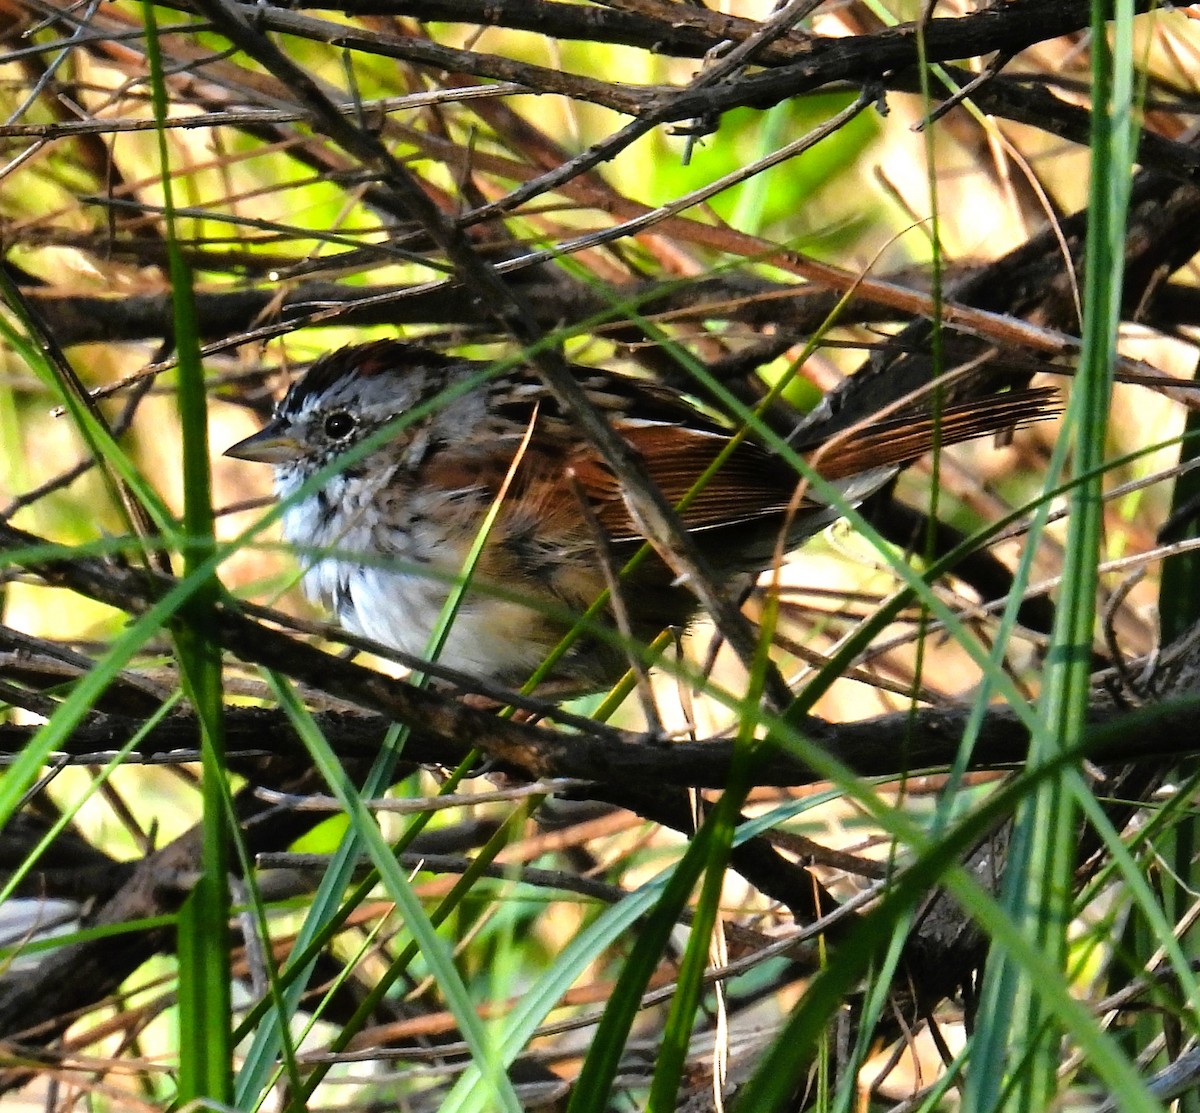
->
xmin=323 ymin=411 xmax=355 ymax=440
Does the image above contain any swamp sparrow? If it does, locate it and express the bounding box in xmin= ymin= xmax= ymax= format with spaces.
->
xmin=226 ymin=340 xmax=1055 ymax=691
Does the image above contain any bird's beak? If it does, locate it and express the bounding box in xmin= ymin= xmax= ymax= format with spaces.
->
xmin=224 ymin=422 xmax=302 ymax=464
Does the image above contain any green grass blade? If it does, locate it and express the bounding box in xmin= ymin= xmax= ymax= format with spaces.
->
xmin=140 ymin=1 xmax=232 ymax=1103
xmin=965 ymin=2 xmax=1135 ymax=1106
xmin=563 ymin=814 xmax=720 ymax=1113
xmin=645 ymin=601 xmax=777 ymax=1112
xmin=265 ymin=673 xmax=523 ymax=1113
xmin=732 ymin=726 xmax=1164 ymax=1113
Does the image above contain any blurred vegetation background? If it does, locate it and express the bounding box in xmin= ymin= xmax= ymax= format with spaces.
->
xmin=1 ymin=0 xmax=1199 ymax=1110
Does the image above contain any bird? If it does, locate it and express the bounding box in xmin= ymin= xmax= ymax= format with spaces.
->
xmin=225 ymin=339 xmax=1055 ymax=692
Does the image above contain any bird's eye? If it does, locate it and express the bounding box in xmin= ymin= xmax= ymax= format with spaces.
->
xmin=323 ymin=411 xmax=355 ymax=440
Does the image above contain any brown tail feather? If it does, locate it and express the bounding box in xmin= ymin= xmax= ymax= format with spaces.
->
xmin=810 ymin=387 xmax=1059 ymax=480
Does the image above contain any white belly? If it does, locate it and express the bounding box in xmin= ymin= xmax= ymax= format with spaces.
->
xmin=280 ymin=484 xmax=546 ymax=682
xmin=339 ymin=563 xmax=547 ymax=680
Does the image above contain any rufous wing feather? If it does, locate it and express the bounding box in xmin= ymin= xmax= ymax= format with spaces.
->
xmin=568 ymin=423 xmax=797 ymax=541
